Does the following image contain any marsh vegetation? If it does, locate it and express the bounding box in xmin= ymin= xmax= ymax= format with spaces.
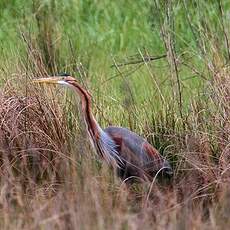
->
xmin=0 ymin=0 xmax=229 ymax=229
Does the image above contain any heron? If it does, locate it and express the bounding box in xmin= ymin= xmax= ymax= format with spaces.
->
xmin=33 ymin=75 xmax=172 ymax=181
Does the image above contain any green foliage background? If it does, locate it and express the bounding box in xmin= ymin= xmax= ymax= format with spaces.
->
xmin=0 ymin=1 xmax=230 ymax=229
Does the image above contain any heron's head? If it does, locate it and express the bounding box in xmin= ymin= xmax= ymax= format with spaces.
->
xmin=33 ymin=74 xmax=77 ymax=86
xmin=33 ymin=74 xmax=92 ymax=100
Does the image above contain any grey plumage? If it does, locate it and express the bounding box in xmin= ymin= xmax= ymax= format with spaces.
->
xmin=103 ymin=126 xmax=172 ymax=180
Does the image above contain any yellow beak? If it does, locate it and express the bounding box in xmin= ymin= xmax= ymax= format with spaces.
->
xmin=33 ymin=76 xmax=65 ymax=84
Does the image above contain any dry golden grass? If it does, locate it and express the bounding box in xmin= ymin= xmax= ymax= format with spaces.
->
xmin=1 ymin=5 xmax=230 ymax=226
xmin=0 ymin=60 xmax=229 ymax=230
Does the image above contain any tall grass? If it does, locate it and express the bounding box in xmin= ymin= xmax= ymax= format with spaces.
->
xmin=0 ymin=0 xmax=229 ymax=229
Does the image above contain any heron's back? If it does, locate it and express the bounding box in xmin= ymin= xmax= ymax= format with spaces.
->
xmin=104 ymin=126 xmax=148 ymax=159
xmin=105 ymin=126 xmax=164 ymax=170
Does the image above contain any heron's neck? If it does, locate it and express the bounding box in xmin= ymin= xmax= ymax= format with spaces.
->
xmin=79 ymin=94 xmax=101 ymax=142
xmin=71 ymin=83 xmax=119 ymax=166
xmin=81 ymin=100 xmax=120 ymax=166
xmin=69 ymin=82 xmax=101 ymax=141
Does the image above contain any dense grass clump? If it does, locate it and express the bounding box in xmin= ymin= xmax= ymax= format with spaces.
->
xmin=0 ymin=0 xmax=229 ymax=229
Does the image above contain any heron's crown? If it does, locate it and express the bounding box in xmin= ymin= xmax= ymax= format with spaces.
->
xmin=56 ymin=72 xmax=71 ymax=77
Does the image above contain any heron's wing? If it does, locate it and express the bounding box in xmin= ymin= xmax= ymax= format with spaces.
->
xmin=104 ymin=126 xmax=164 ymax=174
xmin=140 ymin=142 xmax=165 ymax=173
xmin=104 ymin=132 xmax=150 ymax=179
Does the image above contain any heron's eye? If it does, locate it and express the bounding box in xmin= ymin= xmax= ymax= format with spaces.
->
xmin=57 ymin=72 xmax=71 ymax=77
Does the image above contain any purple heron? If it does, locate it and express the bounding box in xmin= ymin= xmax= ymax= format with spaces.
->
xmin=34 ymin=75 xmax=172 ymax=181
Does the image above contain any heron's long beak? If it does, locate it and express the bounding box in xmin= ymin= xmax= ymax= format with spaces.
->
xmin=33 ymin=76 xmax=65 ymax=85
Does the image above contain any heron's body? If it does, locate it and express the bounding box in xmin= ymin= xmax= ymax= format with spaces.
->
xmin=34 ymin=76 xmax=172 ymax=181
xmin=104 ymin=126 xmax=167 ymax=180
